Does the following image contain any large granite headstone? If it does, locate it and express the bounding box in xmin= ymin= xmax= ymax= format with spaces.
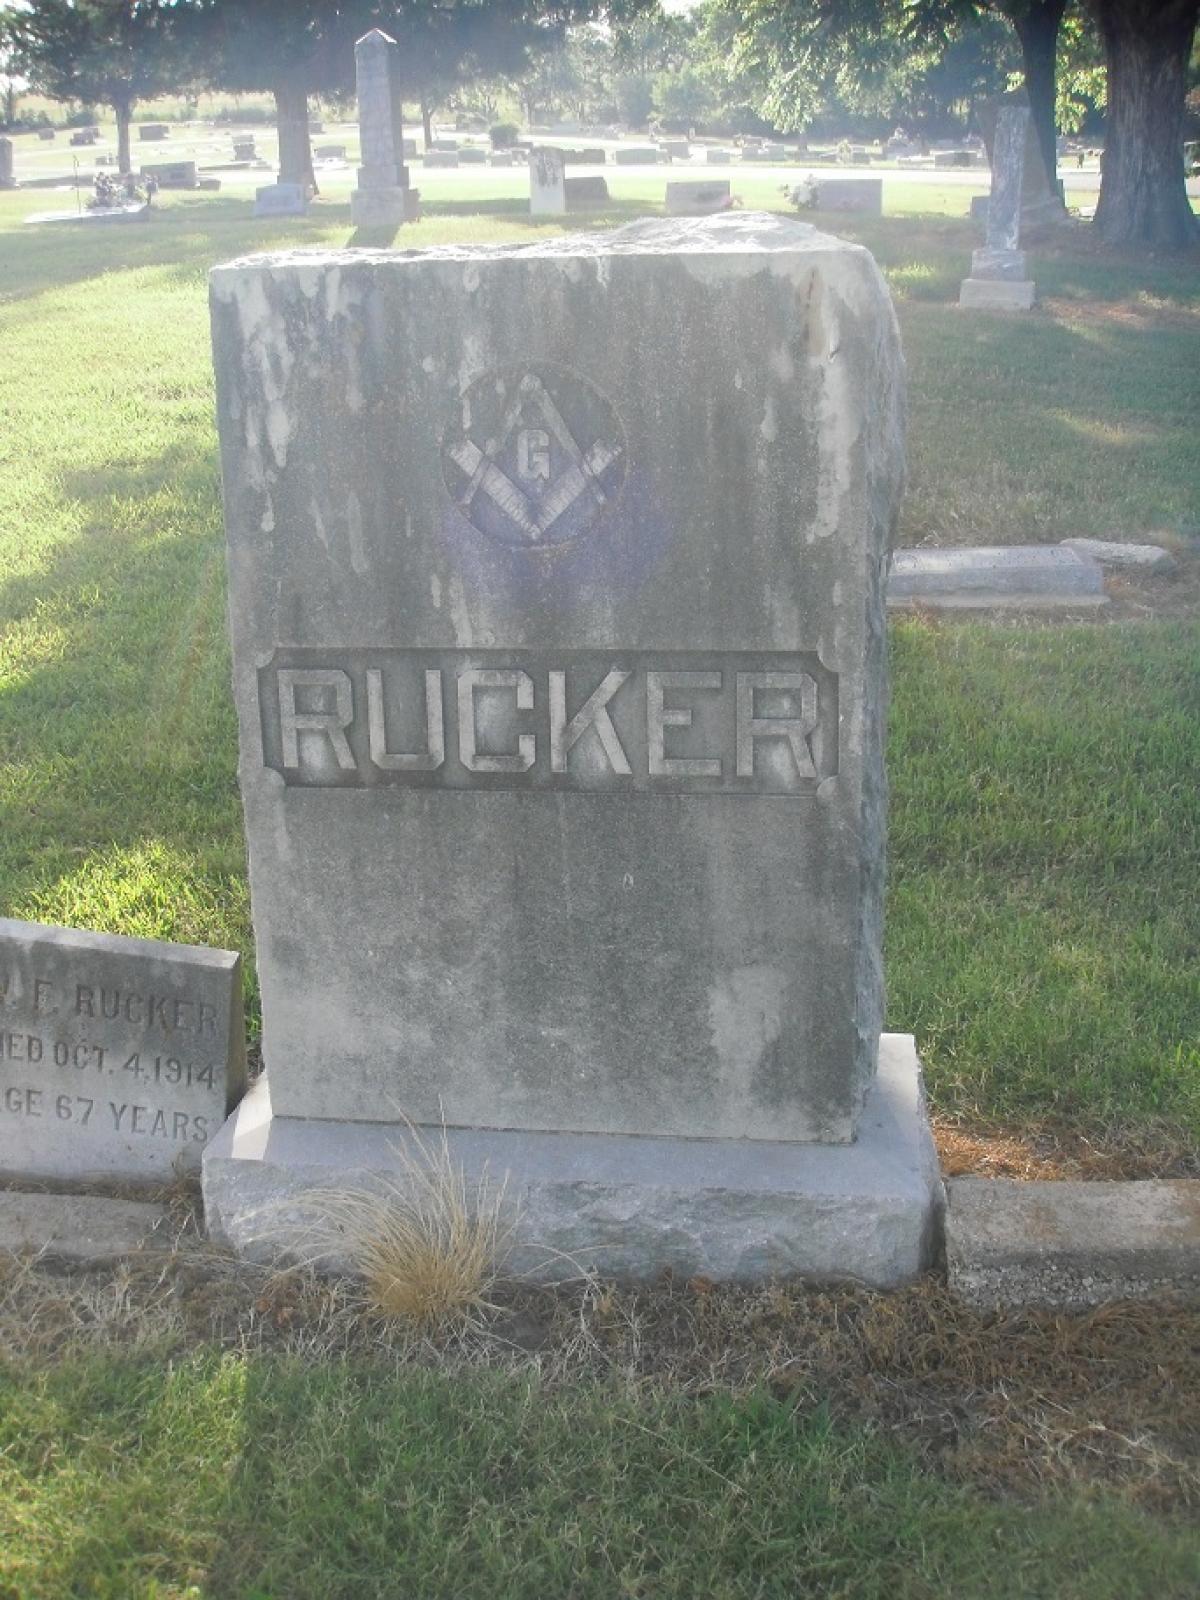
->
xmin=959 ymin=104 xmax=1036 ymax=311
xmin=350 ymin=29 xmax=419 ymax=226
xmin=205 ymin=214 xmax=940 ymax=1283
xmin=0 ymin=919 xmax=245 ymax=1184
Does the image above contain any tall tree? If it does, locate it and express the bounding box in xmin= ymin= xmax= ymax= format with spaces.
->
xmin=1086 ymin=0 xmax=1198 ymax=246
xmin=724 ymin=0 xmax=1066 ymax=195
xmin=3 ymin=0 xmax=202 ymax=174
xmin=193 ymin=1 xmax=369 ymax=192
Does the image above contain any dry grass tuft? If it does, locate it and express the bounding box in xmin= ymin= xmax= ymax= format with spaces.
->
xmin=298 ymin=1125 xmax=513 ymax=1333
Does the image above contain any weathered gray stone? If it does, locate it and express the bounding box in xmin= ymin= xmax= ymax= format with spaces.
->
xmin=140 ymin=160 xmax=198 ymax=188
xmin=0 ymin=1192 xmax=171 ymax=1267
xmin=665 ymin=180 xmax=731 ymax=216
xmin=811 ymin=178 xmax=883 ymax=215
xmin=979 ymin=92 xmax=1067 ymax=235
xmin=0 ymin=918 xmax=246 ymax=1184
xmin=254 ymin=182 xmax=308 ymax=218
xmin=888 ymin=545 xmax=1104 ymax=607
xmin=208 ymin=214 xmax=904 ymax=1152
xmin=138 ymin=123 xmax=169 ymax=141
xmin=458 ymin=146 xmax=488 ymax=164
xmin=613 ymin=146 xmax=659 ymax=164
xmin=946 ymin=1178 xmax=1200 ymax=1310
xmin=206 ymin=1036 xmax=942 ymax=1287
xmin=0 ymin=137 xmax=15 ymax=189
xmin=1061 ymin=538 xmax=1177 ymax=573
xmin=662 ymin=140 xmax=690 ymax=160
xmin=350 ymin=29 xmax=417 ymax=227
xmin=316 ymin=144 xmax=347 ymax=161
xmin=704 ymin=148 xmax=733 ymax=164
xmin=422 ymin=149 xmax=459 ymax=168
xmin=960 ymin=102 xmax=1037 ymax=310
xmin=969 ymin=246 xmax=1028 ymax=282
xmin=958 ymin=278 xmax=1036 ymax=311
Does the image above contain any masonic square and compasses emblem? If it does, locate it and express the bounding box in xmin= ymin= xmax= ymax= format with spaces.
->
xmin=441 ymin=365 xmax=627 ymax=551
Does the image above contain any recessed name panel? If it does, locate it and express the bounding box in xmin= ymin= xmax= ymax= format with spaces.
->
xmin=258 ymin=649 xmax=839 ymax=795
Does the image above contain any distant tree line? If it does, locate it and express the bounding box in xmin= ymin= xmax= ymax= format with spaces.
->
xmin=0 ymin=0 xmax=1195 ymax=245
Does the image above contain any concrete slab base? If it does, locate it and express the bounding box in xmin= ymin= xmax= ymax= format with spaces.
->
xmin=203 ymin=1034 xmax=943 ymax=1288
xmin=888 ymin=545 xmax=1106 ymax=609
xmin=946 ymin=1178 xmax=1200 ymax=1310
xmin=958 ymin=277 xmax=1035 ymax=310
xmin=0 ymin=1192 xmax=171 ymax=1266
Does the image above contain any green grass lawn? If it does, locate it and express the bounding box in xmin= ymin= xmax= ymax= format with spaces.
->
xmin=2 ymin=1349 xmax=1197 ymax=1600
xmin=1 ymin=181 xmax=1199 ymax=1597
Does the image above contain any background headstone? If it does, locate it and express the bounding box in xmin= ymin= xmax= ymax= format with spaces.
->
xmin=959 ymin=103 xmax=1036 ymax=310
xmin=254 ymin=181 xmax=309 ymax=218
xmin=0 ymin=919 xmax=246 ymax=1184
xmin=0 ymin=137 xmax=15 ymax=189
xmin=978 ymin=91 xmax=1067 ymax=234
xmin=350 ymin=29 xmax=419 ymax=226
xmin=665 ymin=179 xmax=731 ymax=215
xmin=529 ymin=147 xmax=566 ymax=214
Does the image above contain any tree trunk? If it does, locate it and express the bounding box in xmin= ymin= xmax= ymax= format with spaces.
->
xmin=273 ymin=81 xmax=316 ymax=194
xmin=1089 ymin=0 xmax=1199 ymax=247
xmin=421 ymin=100 xmax=433 ymax=148
xmin=114 ymin=98 xmax=132 ymax=176
xmin=1010 ymin=0 xmax=1067 ymax=201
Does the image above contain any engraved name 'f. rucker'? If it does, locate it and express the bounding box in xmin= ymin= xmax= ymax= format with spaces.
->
xmin=441 ymin=366 xmax=627 ymax=550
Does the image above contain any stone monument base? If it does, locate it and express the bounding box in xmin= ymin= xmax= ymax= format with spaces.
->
xmin=350 ymin=185 xmax=420 ymax=225
xmin=959 ymin=277 xmax=1035 ymax=311
xmin=202 ymin=1034 xmax=942 ymax=1288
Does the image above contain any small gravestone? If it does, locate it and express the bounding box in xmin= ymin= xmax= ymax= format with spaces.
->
xmin=530 ymin=147 xmax=567 ymax=214
xmin=233 ymin=137 xmax=257 ymax=162
xmin=959 ymin=104 xmax=1036 ymax=310
xmin=811 ymin=178 xmax=883 ymax=215
xmin=665 ymin=179 xmax=731 ymax=215
xmin=613 ymin=146 xmax=658 ymax=164
xmin=0 ymin=137 xmax=15 ymax=189
xmin=254 ymin=181 xmax=309 ymax=218
xmin=662 ymin=140 xmax=690 ymax=160
xmin=0 ymin=919 xmax=246 ymax=1184
xmin=704 ymin=148 xmax=732 ymax=164
xmin=458 ymin=146 xmax=488 ymax=164
xmin=206 ymin=213 xmax=940 ymax=1285
xmin=423 ymin=149 xmax=459 ymax=168
xmin=70 ymin=128 xmax=99 ymax=147
xmin=530 ymin=149 xmax=608 ymax=215
xmin=141 ymin=160 xmax=198 ymax=188
xmin=351 ymin=30 xmax=419 ymax=226
xmin=139 ymin=123 xmax=170 ymax=141
xmin=37 ymin=128 xmax=55 ymax=141
xmin=316 ymin=144 xmax=347 ymax=161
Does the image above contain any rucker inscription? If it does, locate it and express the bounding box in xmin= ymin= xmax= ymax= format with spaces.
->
xmin=258 ymin=648 xmax=839 ymax=794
